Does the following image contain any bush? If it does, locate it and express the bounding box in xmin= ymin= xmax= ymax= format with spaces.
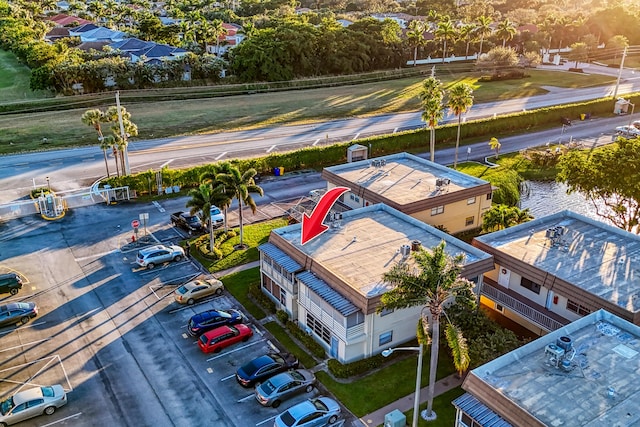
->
xmin=276 ymin=309 xmax=289 ymax=324
xmin=248 ymin=283 xmax=277 ymax=314
xmin=327 ymin=354 xmax=388 ymax=378
xmin=285 ymin=321 xmax=326 ymax=359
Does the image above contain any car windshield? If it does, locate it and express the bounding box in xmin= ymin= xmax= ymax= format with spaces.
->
xmin=0 ymin=396 xmax=13 ymax=415
xmin=199 ymin=335 xmax=208 ymax=345
xmin=243 ymin=357 xmax=267 ymax=374
xmin=176 ymin=286 xmax=188 ymax=295
xmin=290 ymin=371 xmax=304 ymax=381
xmin=14 ymin=302 xmax=29 ymax=310
xmin=260 ymin=379 xmax=276 ymax=395
xmin=312 ymin=399 xmax=328 ymax=411
xmin=218 ymin=311 xmax=231 ymax=319
xmin=279 ymin=411 xmax=296 ymax=427
xmin=41 ymin=386 xmax=54 ymax=398
xmin=211 ymin=208 xmax=221 ymax=215
xmin=185 ymin=216 xmax=199 ymax=224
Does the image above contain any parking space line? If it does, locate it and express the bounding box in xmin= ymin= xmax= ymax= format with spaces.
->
xmin=267 ymin=340 xmax=278 ymax=352
xmin=220 ymin=374 xmax=235 ymax=382
xmin=256 ymin=415 xmax=278 ymax=426
xmin=168 ymin=295 xmax=223 ymax=314
xmin=254 ymin=326 xmax=264 ymax=336
xmin=0 ymin=338 xmax=50 ymax=352
xmin=237 ymin=394 xmax=254 ymax=403
xmin=75 ymin=250 xmax=116 ymax=261
xmin=206 ymin=339 xmax=265 ymax=362
xmin=0 ymin=320 xmax=47 ymax=336
xmin=40 ymin=412 xmax=82 ymax=426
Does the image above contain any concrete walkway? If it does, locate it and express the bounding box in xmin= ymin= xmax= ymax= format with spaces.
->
xmin=359 ymin=373 xmax=463 ymax=427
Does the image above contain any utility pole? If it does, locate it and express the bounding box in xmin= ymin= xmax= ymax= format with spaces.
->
xmin=115 ymin=91 xmax=131 ymax=176
xmin=612 ymin=46 xmax=627 ymax=100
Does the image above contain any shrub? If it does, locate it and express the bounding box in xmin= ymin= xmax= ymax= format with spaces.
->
xmin=285 ymin=321 xmax=326 ymax=359
xmin=248 ymin=282 xmax=277 ymax=314
xmin=327 ymin=354 xmax=388 ymax=378
xmin=276 ymin=309 xmax=289 ymax=324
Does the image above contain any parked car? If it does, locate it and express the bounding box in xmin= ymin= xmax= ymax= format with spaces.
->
xmin=136 ymin=245 xmax=185 ymax=269
xmin=0 ymin=273 xmax=22 ymax=296
xmin=208 ymin=206 xmax=225 ymax=229
xmin=273 ymin=397 xmax=340 ymax=427
xmin=0 ymin=302 xmax=38 ymax=327
xmin=255 ymin=369 xmax=316 ymax=408
xmin=170 ymin=211 xmax=204 ymax=234
xmin=0 ymin=384 xmax=67 ymax=425
xmin=631 ymin=120 xmax=640 ymax=130
xmin=615 ymin=125 xmax=640 ymax=136
xmin=174 ymin=278 xmax=224 ymax=305
xmin=187 ymin=308 xmax=244 ymax=337
xmin=197 ymin=324 xmax=253 ymax=354
xmin=236 ymin=352 xmax=299 ymax=388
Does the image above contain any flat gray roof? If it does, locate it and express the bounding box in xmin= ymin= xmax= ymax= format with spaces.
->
xmin=475 ymin=210 xmax=640 ymax=313
xmin=323 ymin=152 xmax=489 ymax=205
xmin=272 ymin=204 xmax=492 ymax=298
xmin=466 ymin=309 xmax=640 ymax=426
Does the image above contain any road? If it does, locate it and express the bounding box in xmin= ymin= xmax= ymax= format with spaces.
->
xmin=0 ymin=63 xmax=638 ymax=206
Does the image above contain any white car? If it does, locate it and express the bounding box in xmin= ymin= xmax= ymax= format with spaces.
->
xmin=209 ymin=206 xmax=225 ymax=229
xmin=136 ymin=244 xmax=185 ymax=269
xmin=615 ymin=125 xmax=640 ymax=136
xmin=0 ymin=385 xmax=67 ymax=425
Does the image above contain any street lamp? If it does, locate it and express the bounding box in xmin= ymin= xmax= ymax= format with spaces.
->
xmin=382 ymin=345 xmax=425 ymax=427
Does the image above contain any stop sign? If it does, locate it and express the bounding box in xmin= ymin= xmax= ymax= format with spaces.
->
xmin=131 ymin=219 xmax=140 ymax=228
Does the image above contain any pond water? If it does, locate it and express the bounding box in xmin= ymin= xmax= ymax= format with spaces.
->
xmin=519 ymin=180 xmax=601 ymax=222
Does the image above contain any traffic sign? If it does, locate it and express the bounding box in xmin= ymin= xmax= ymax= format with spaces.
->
xmin=131 ymin=219 xmax=140 ymax=228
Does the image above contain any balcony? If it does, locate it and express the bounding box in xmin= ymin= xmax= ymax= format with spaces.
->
xmin=481 ymin=279 xmax=568 ymax=332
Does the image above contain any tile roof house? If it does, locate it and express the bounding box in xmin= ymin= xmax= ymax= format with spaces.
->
xmin=472 ymin=210 xmax=640 ymax=335
xmin=259 ymin=204 xmax=494 ymax=363
xmin=206 ymin=23 xmax=245 ymax=56
xmin=46 ymin=14 xmax=92 ymax=27
xmin=107 ymin=38 xmax=188 ymax=63
xmin=322 ymin=152 xmax=493 ymax=234
xmin=454 ymin=309 xmax=640 ymax=426
xmin=77 ymin=27 xmax=127 ymax=43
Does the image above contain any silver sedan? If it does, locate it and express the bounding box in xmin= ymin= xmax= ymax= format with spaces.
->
xmin=255 ymin=369 xmax=316 ymax=408
xmin=0 ymin=384 xmax=67 ymax=426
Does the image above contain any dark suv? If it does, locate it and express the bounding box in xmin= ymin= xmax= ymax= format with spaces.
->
xmin=0 ymin=273 xmax=22 ymax=296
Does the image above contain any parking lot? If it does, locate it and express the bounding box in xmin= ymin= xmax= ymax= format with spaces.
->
xmin=0 ymin=199 xmax=346 ymax=427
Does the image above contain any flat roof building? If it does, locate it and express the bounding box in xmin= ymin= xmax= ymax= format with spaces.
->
xmin=322 ymin=152 xmax=493 ymax=233
xmin=472 ymin=210 xmax=640 ymax=334
xmin=259 ymin=204 xmax=494 ymax=362
xmin=455 ymin=309 xmax=640 ymax=426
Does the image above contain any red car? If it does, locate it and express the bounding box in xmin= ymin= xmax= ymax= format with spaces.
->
xmin=197 ymin=324 xmax=253 ymax=354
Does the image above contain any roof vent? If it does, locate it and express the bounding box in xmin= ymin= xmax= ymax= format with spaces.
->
xmin=411 ymin=240 xmax=421 ymax=251
xmin=556 ymin=336 xmax=572 ymax=352
xmin=400 ymin=244 xmax=411 ymax=257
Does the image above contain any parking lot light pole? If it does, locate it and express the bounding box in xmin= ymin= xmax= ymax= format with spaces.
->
xmin=382 ymin=345 xmax=424 ymax=427
xmin=46 ymin=176 xmax=51 ymax=193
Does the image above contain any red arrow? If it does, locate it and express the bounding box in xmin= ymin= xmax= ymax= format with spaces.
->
xmin=301 ymin=187 xmax=350 ymax=245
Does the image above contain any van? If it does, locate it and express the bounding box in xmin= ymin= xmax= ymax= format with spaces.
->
xmin=0 ymin=272 xmax=23 ymax=295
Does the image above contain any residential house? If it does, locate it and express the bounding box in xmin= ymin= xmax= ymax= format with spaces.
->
xmin=472 ymin=210 xmax=640 ymax=335
xmin=45 ymin=27 xmax=70 ymax=42
xmin=206 ymin=23 xmax=244 ymax=56
xmin=454 ymin=309 xmax=640 ymax=426
xmin=108 ymin=38 xmax=188 ymax=63
xmin=259 ymin=203 xmax=494 ymax=363
xmin=46 ymin=14 xmax=92 ymax=27
xmin=322 ymin=152 xmax=493 ymax=234
xmin=76 ymin=27 xmax=127 ymax=43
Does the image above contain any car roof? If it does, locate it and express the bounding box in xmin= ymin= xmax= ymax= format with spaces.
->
xmin=203 ymin=325 xmax=232 ymax=338
xmin=0 ymin=273 xmax=18 ymax=279
xmin=139 ymin=245 xmax=167 ymax=254
xmin=12 ymin=387 xmax=45 ymax=406
xmin=287 ymin=399 xmax=317 ymax=419
xmin=267 ymin=371 xmax=296 ymax=388
xmin=0 ymin=302 xmax=31 ymax=312
xmin=194 ymin=309 xmax=233 ymax=321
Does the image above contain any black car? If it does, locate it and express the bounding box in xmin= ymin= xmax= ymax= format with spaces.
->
xmin=187 ymin=309 xmax=244 ymax=337
xmin=236 ymin=352 xmax=299 ymax=388
xmin=0 ymin=273 xmax=22 ymax=296
xmin=0 ymin=302 xmax=38 ymax=327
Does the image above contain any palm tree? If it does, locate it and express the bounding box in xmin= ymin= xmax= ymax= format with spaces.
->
xmin=482 ymin=205 xmax=534 ymax=232
xmin=496 ymin=18 xmax=516 ymax=48
xmin=458 ymin=23 xmax=476 ymax=59
xmin=435 ymin=18 xmax=456 ymax=62
xmin=488 ymin=137 xmax=501 ymax=159
xmin=214 ymin=166 xmax=263 ymax=249
xmin=447 ymin=82 xmax=474 ymax=168
xmin=407 ymin=20 xmax=426 ymax=67
xmin=377 ymin=241 xmax=472 ymax=421
xmin=200 ymin=162 xmax=235 ymax=232
xmin=210 ymin=19 xmax=227 ymax=56
xmin=186 ymin=183 xmax=218 ymax=252
xmin=475 ymin=15 xmax=492 ymax=56
xmin=81 ymin=109 xmax=110 ymax=176
xmin=420 ymin=77 xmax=445 ymax=162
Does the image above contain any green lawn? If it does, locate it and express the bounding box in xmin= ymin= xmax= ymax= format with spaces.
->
xmin=0 ymin=50 xmax=53 ymax=101
xmin=0 ymin=62 xmax=615 ymax=154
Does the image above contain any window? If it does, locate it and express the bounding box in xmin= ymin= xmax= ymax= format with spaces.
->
xmin=379 ymin=307 xmax=394 ymax=317
xmin=467 ymin=197 xmax=476 ymax=205
xmin=354 ymin=196 xmax=360 ymax=202
xmin=567 ymin=299 xmax=591 ymax=316
xmin=520 ymin=277 xmax=541 ymax=294
xmin=306 ymin=313 xmax=331 ymax=344
xmin=495 ymin=304 xmax=504 ymax=313
xmin=486 ymin=193 xmax=492 ymax=200
xmin=280 ymin=288 xmax=287 ymax=305
xmin=350 ymin=194 xmax=354 ymax=200
xmin=465 ymin=216 xmax=474 ymax=226
xmin=379 ymin=331 xmax=393 ymax=346
xmin=431 ymin=206 xmax=444 ymax=216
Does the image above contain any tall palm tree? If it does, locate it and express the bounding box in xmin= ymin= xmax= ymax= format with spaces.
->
xmin=407 ymin=20 xmax=426 ymax=67
xmin=495 ymin=18 xmax=516 ymax=47
xmin=435 ymin=18 xmax=456 ymax=62
xmin=81 ymin=109 xmax=110 ymax=176
xmin=200 ymin=162 xmax=235 ymax=232
xmin=186 ymin=183 xmax=218 ymax=252
xmin=475 ymin=15 xmax=492 ymax=56
xmin=447 ymin=82 xmax=474 ymax=168
xmin=214 ymin=166 xmax=263 ymax=249
xmin=458 ymin=23 xmax=476 ymax=59
xmin=377 ymin=241 xmax=472 ymax=422
xmin=482 ymin=205 xmax=533 ymax=232
xmin=419 ymin=77 xmax=445 ymax=162
xmin=210 ymin=19 xmax=227 ymax=56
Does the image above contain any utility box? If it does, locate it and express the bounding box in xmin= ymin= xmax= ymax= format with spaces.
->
xmin=347 ymin=144 xmax=368 ymax=162
xmin=614 ymin=98 xmax=632 ymax=115
xmin=384 ymin=409 xmax=406 ymax=427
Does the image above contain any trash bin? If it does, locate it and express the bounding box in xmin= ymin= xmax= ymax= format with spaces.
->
xmin=279 ymin=166 xmax=284 ymax=175
xmin=274 ymin=167 xmax=281 ymax=176
xmin=580 ymin=113 xmax=586 ymax=120
xmin=384 ymin=409 xmax=406 ymax=427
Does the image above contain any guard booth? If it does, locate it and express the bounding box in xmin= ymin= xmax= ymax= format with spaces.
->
xmin=347 ymin=144 xmax=368 ymax=162
xmin=614 ymin=98 xmax=633 ymax=115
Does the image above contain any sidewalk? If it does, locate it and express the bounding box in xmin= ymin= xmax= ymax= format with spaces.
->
xmin=359 ymin=373 xmax=464 ymax=427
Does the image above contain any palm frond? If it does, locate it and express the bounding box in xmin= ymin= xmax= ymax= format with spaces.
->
xmin=445 ymin=323 xmax=470 ymax=376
